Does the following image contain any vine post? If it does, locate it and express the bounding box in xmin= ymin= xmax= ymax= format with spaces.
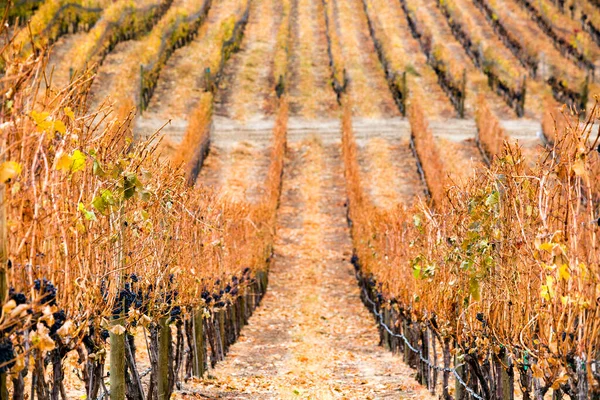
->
xmin=192 ymin=308 xmax=206 ymax=377
xmin=459 ymin=69 xmax=467 ymax=118
xmin=157 ymin=316 xmax=171 ymax=400
xmin=0 ymin=170 xmax=8 ymax=400
xmin=518 ymin=75 xmax=527 ymax=117
xmin=139 ymin=64 xmax=145 ymax=113
xmin=110 ymin=204 xmax=127 ymax=400
xmin=402 ymin=71 xmax=408 ymax=116
xmin=455 ymin=353 xmax=465 ymax=400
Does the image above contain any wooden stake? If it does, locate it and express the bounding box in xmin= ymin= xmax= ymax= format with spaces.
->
xmin=109 ymin=320 xmax=126 ymax=400
xmin=0 ymin=183 xmax=8 ymax=400
xmin=157 ymin=317 xmax=172 ymax=400
xmin=218 ymin=309 xmax=226 ymax=358
xmin=110 ymin=206 xmax=127 ymax=400
xmin=192 ymin=309 xmax=206 ymax=377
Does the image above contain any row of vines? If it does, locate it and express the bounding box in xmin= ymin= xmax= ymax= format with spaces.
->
xmin=0 ymin=0 xmax=292 ymax=397
xmin=341 ymin=82 xmax=600 ymax=397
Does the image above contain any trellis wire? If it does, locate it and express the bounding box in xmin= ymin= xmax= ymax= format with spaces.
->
xmin=360 ymin=285 xmax=484 ymax=400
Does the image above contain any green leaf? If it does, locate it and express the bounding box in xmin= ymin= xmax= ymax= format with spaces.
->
xmin=123 ymin=174 xmax=140 ymax=200
xmin=92 ymin=190 xmax=116 ymax=215
xmin=78 ymin=202 xmax=96 ymax=221
xmin=485 ymin=191 xmax=498 ymax=208
xmin=412 ymin=264 xmax=422 ymax=279
xmin=93 ymin=160 xmax=105 ymax=177
xmin=101 ymin=189 xmax=115 ymax=205
xmin=92 ymin=196 xmax=107 ymax=214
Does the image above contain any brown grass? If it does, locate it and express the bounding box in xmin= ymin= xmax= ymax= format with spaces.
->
xmin=475 ymin=93 xmax=508 ymax=162
xmin=408 ymin=94 xmax=447 ymax=207
xmin=171 ymin=92 xmax=213 ymax=182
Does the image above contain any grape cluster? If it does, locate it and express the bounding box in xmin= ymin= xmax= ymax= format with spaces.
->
xmin=83 ymin=324 xmax=96 ymax=350
xmin=112 ymin=281 xmax=137 ymax=318
xmin=9 ymin=288 xmax=27 ymax=306
xmin=34 ymin=279 xmax=57 ymax=306
xmin=169 ymin=305 xmax=182 ymax=323
xmin=49 ymin=309 xmax=67 ymax=337
xmin=0 ymin=340 xmax=15 ymax=373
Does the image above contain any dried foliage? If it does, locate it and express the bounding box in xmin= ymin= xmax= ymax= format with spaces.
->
xmin=475 ymin=94 xmax=508 ymax=162
xmin=345 ymin=90 xmax=600 ymax=393
xmin=408 ymin=95 xmax=447 ymax=207
xmin=0 ymin=8 xmax=287 ymax=394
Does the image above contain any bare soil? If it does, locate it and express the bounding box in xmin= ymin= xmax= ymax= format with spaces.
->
xmin=214 ymin=0 xmax=283 ymax=120
xmin=288 ymin=0 xmax=338 ymax=117
xmin=179 ymin=138 xmax=434 ymax=399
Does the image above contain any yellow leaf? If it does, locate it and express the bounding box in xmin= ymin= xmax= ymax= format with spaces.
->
xmin=11 ymin=354 xmax=25 ymax=374
xmin=558 ymin=264 xmax=571 ymax=281
xmin=54 ymin=120 xmax=66 ymax=135
xmin=30 ymin=110 xmax=66 ymax=134
xmin=55 ymin=150 xmax=86 ymax=173
xmin=70 ymin=150 xmax=86 ymax=172
xmin=64 ymin=107 xmax=75 ymax=120
xmin=56 ymin=320 xmax=75 ymax=339
xmin=0 ymin=161 xmax=22 ymax=183
xmin=539 ymin=242 xmax=554 ymax=252
xmin=9 ymin=304 xmax=29 ymax=319
xmin=551 ymin=374 xmax=569 ymax=389
xmin=540 ymin=285 xmax=550 ymax=301
xmin=55 ymin=152 xmax=72 ymax=172
xmin=32 ymin=323 xmax=55 ymax=352
xmin=139 ymin=315 xmax=152 ymax=327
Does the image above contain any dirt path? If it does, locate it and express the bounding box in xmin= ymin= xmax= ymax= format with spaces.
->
xmin=356 ymin=126 xmax=427 ymax=209
xmin=196 ymin=141 xmax=271 ymax=204
xmin=331 ymin=0 xmax=398 ymax=117
xmin=46 ymin=32 xmax=87 ymax=89
xmin=214 ymin=0 xmax=283 ymax=120
xmin=363 ymin=0 xmax=455 ymax=120
xmin=182 ymin=137 xmax=433 ymax=399
xmin=88 ymin=39 xmax=141 ymax=111
xmin=288 ymin=0 xmax=338 ymax=117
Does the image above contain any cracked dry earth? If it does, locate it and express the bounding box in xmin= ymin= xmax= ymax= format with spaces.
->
xmin=176 ymin=137 xmax=433 ymax=399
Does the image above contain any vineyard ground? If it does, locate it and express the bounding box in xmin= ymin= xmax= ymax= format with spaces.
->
xmin=34 ymin=0 xmax=586 ymax=394
xmin=183 ymin=137 xmax=433 ymax=399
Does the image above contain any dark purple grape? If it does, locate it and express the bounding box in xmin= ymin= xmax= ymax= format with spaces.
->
xmin=0 ymin=340 xmax=15 ymax=373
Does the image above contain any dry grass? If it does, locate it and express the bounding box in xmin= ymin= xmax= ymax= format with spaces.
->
xmin=362 ymin=0 xmax=455 ymax=118
xmin=475 ymin=93 xmax=509 ymax=161
xmin=486 ymin=0 xmax=590 ymax=95
xmin=288 ymin=0 xmax=337 ymax=117
xmin=363 ymin=138 xmax=403 ymax=209
xmin=219 ymin=0 xmax=282 ymax=119
xmin=541 ymin=93 xmax=570 ymax=144
xmin=172 ymin=92 xmax=213 ymax=181
xmin=408 ymin=94 xmax=447 ymax=207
